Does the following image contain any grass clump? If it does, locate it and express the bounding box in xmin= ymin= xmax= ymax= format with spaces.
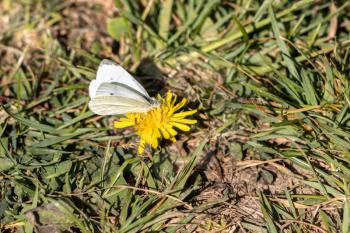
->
xmin=1 ymin=0 xmax=350 ymax=232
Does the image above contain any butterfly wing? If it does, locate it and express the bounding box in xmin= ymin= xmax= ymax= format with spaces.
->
xmin=88 ymin=95 xmax=153 ymax=115
xmin=94 ymin=82 xmax=151 ymax=104
xmin=89 ymin=59 xmax=150 ymax=99
xmin=88 ymin=60 xmax=155 ymax=115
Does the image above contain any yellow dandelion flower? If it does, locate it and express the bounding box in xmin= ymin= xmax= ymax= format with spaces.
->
xmin=114 ymin=91 xmax=197 ymax=154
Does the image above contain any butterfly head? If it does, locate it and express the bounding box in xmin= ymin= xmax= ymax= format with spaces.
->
xmin=149 ymin=97 xmax=161 ymax=107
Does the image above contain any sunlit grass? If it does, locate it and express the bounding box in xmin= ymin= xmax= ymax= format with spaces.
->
xmin=1 ymin=0 xmax=350 ymax=232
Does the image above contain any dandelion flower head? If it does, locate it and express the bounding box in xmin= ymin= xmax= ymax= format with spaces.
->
xmin=114 ymin=91 xmax=197 ymax=154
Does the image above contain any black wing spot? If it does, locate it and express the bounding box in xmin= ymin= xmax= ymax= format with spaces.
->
xmin=110 ymin=93 xmax=114 ymax=95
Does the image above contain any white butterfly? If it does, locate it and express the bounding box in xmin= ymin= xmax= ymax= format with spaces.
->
xmin=88 ymin=59 xmax=160 ymax=115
